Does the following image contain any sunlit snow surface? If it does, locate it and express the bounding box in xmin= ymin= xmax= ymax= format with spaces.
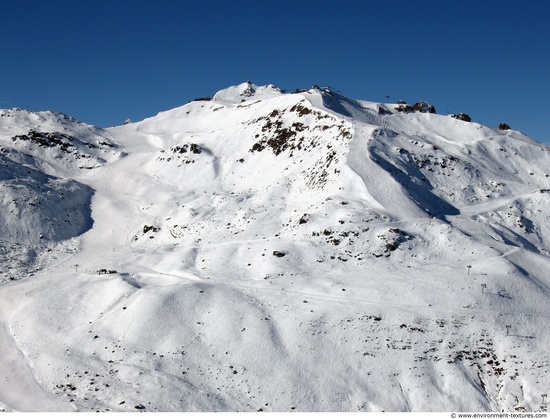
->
xmin=1 ymin=83 xmax=549 ymax=412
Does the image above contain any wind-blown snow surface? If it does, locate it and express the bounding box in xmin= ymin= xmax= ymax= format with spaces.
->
xmin=1 ymin=83 xmax=550 ymax=412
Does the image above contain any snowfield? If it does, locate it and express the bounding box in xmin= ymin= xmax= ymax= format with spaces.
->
xmin=1 ymin=82 xmax=549 ymax=412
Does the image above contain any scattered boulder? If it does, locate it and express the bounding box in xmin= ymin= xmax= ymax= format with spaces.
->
xmin=273 ymin=251 xmax=286 ymax=257
xmin=498 ymin=123 xmax=511 ymax=130
xmin=172 ymin=143 xmax=202 ymax=155
xmin=451 ymin=113 xmax=472 ymax=122
xmin=143 ymin=225 xmax=160 ymax=234
xmin=189 ymin=143 xmax=202 ymax=154
xmin=298 ymin=214 xmax=309 ymax=224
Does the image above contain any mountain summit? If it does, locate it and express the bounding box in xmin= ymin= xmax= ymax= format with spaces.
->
xmin=1 ymin=83 xmax=549 ymax=412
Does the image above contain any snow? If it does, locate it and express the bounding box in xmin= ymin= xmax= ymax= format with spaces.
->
xmin=1 ymin=83 xmax=550 ymax=412
xmin=212 ymin=81 xmax=284 ymax=104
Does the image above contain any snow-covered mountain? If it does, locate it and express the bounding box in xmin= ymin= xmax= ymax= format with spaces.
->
xmin=1 ymin=82 xmax=549 ymax=412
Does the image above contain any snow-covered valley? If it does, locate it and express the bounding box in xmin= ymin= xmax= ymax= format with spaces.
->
xmin=1 ymin=83 xmax=549 ymax=412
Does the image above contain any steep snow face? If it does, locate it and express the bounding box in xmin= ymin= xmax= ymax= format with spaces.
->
xmin=1 ymin=84 xmax=550 ymax=413
xmin=0 ymin=153 xmax=93 ymax=243
xmin=0 ymin=153 xmax=92 ymax=281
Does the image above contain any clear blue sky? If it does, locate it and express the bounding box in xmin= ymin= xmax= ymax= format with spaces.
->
xmin=2 ymin=0 xmax=549 ymax=143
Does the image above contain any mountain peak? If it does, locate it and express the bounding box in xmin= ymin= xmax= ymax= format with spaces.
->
xmin=212 ymin=81 xmax=284 ymax=103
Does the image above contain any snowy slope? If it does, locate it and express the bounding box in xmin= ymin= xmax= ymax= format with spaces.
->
xmin=0 ymin=109 xmax=122 ymax=280
xmin=1 ymin=82 xmax=549 ymax=412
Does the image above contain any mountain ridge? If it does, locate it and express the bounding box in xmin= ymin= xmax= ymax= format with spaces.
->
xmin=0 ymin=82 xmax=549 ymax=412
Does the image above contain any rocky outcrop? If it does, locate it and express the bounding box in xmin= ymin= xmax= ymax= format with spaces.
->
xmin=394 ymin=101 xmax=436 ymax=114
xmin=413 ymin=101 xmax=436 ymax=114
xmin=395 ymin=104 xmax=414 ymax=113
xmin=451 ymin=113 xmax=472 ymax=122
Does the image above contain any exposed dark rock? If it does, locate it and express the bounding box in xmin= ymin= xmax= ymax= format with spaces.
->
xmin=249 ymin=105 xmax=349 ymax=160
xmin=241 ymin=83 xmax=255 ymax=97
xmin=289 ymin=103 xmax=312 ymax=117
xmin=394 ymin=101 xmax=436 ymax=114
xmin=498 ymin=123 xmax=511 ymax=130
xmin=395 ymin=104 xmax=414 ymax=113
xmin=12 ymin=130 xmax=76 ymax=152
xmin=143 ymin=225 xmax=160 ymax=234
xmin=298 ymin=214 xmax=309 ymax=224
xmin=385 ymin=243 xmax=397 ymax=251
xmin=189 ymin=143 xmax=202 ymax=154
xmin=451 ymin=113 xmax=472 ymax=122
xmin=273 ymin=251 xmax=286 ymax=257
xmin=172 ymin=143 xmax=202 ymax=155
xmin=413 ymin=101 xmax=436 ymax=114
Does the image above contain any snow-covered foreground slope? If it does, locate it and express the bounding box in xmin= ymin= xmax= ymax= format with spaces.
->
xmin=1 ymin=83 xmax=549 ymax=412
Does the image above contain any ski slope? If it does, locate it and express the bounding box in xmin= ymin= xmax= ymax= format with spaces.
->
xmin=0 ymin=83 xmax=549 ymax=412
